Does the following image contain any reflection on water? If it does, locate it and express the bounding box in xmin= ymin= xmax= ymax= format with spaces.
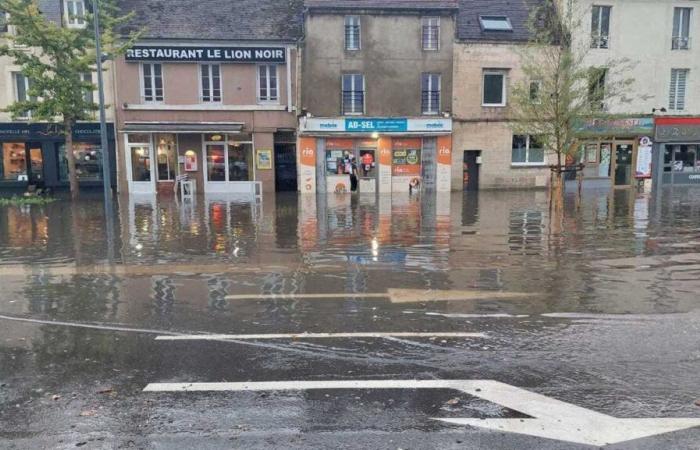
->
xmin=1 ymin=188 xmax=700 ymax=326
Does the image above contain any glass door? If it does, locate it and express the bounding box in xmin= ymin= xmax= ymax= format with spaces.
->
xmin=155 ymin=134 xmax=177 ymax=183
xmin=358 ymin=147 xmax=377 ymax=193
xmin=27 ymin=144 xmax=43 ymax=184
xmin=126 ymin=134 xmax=156 ymax=195
xmin=614 ymin=143 xmax=633 ymax=186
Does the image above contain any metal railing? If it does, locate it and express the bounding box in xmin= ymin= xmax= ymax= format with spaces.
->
xmin=590 ymin=34 xmax=609 ymax=49
xmin=421 ymin=91 xmax=440 ymax=114
xmin=672 ymin=36 xmax=691 ymax=50
xmin=341 ymin=90 xmax=364 ymax=115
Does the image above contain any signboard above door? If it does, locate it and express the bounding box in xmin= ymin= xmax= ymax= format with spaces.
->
xmin=125 ymin=46 xmax=286 ymax=63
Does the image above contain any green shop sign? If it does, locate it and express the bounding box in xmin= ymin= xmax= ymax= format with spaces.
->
xmin=574 ymin=117 xmax=654 ymax=137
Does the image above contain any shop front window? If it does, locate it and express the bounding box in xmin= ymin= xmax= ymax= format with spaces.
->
xmin=670 ymin=145 xmax=699 ymax=172
xmin=58 ymin=143 xmax=103 ymax=181
xmin=155 ymin=134 xmax=176 ymax=181
xmin=392 ymin=142 xmax=422 ymax=177
xmin=1 ymin=143 xmax=27 ymax=181
xmin=228 ymin=142 xmax=252 ymax=182
xmin=599 ymin=143 xmax=612 ymax=177
xmin=204 ymin=133 xmax=253 ymax=183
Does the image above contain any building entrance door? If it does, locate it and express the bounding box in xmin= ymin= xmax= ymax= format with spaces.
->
xmin=155 ymin=134 xmax=177 ymax=196
xmin=614 ymin=143 xmax=633 ymax=186
xmin=26 ymin=143 xmax=44 ymax=184
xmin=357 ymin=148 xmax=377 ymax=193
xmin=463 ymin=150 xmax=480 ymax=191
xmin=274 ymin=142 xmax=297 ymax=192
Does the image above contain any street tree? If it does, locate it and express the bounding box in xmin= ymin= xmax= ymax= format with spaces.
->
xmin=0 ymin=0 xmax=139 ymax=199
xmin=509 ymin=0 xmax=637 ymax=196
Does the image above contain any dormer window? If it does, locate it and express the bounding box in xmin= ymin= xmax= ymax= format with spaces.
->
xmin=64 ymin=0 xmax=86 ymax=28
xmin=479 ymin=15 xmax=513 ymax=32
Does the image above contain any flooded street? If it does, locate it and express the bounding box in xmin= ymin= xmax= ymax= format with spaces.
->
xmin=1 ymin=188 xmax=700 ymax=449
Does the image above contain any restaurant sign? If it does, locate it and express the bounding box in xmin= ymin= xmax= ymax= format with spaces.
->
xmin=575 ymin=117 xmax=654 ymax=136
xmin=125 ymin=46 xmax=286 ymax=63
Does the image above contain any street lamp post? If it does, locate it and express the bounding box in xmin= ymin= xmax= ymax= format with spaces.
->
xmin=92 ymin=0 xmax=115 ymax=260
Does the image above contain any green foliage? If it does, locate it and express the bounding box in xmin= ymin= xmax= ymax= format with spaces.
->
xmin=0 ymin=195 xmax=57 ymax=205
xmin=509 ymin=0 xmax=637 ymax=168
xmin=0 ymin=0 xmax=140 ymax=125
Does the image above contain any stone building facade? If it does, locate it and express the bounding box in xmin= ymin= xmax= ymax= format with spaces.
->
xmin=451 ymin=0 xmax=554 ymax=190
xmin=298 ymin=0 xmax=457 ymax=195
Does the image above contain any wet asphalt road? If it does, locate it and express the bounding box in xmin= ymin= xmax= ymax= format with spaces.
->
xmin=1 ymin=188 xmax=700 ymax=449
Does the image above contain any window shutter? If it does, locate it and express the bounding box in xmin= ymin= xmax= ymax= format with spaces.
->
xmin=669 ymin=69 xmax=678 ymax=109
xmin=677 ymin=70 xmax=687 ymax=110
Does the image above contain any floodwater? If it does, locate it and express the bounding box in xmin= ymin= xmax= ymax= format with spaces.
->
xmin=2 ymin=188 xmax=699 ymax=318
xmin=1 ymin=188 xmax=700 ymax=449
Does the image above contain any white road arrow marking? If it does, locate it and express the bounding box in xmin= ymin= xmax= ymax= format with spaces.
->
xmin=155 ymin=332 xmax=486 ymax=341
xmin=143 ymin=379 xmax=700 ymax=447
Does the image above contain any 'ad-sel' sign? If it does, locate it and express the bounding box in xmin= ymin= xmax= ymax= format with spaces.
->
xmin=300 ymin=118 xmax=452 ymax=133
xmin=125 ymin=46 xmax=286 ymax=63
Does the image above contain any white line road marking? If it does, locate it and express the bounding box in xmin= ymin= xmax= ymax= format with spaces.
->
xmin=0 ymin=314 xmax=179 ymax=335
xmin=142 ymin=379 xmax=700 ymax=446
xmin=425 ymin=312 xmax=530 ymax=319
xmin=225 ymin=288 xmax=537 ymax=304
xmin=155 ymin=332 xmax=487 ymax=341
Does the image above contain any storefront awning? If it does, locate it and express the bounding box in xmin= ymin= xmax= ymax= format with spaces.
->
xmin=121 ymin=122 xmax=244 ymax=134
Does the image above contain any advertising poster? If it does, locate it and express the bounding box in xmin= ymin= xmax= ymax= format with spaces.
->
xmin=299 ymin=137 xmax=317 ymax=193
xmin=635 ymin=137 xmax=653 ymax=179
xmin=436 ymin=135 xmax=452 ymax=192
xmin=378 ymin=137 xmax=392 ymax=193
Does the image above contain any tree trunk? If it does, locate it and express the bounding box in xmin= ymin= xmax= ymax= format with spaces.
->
xmin=64 ymin=119 xmax=79 ymax=200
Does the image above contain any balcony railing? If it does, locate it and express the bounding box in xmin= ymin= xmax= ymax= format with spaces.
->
xmin=421 ymin=91 xmax=440 ymax=114
xmin=672 ymin=36 xmax=691 ymax=50
xmin=590 ymin=34 xmax=609 ymax=49
xmin=341 ymin=91 xmax=364 ymax=115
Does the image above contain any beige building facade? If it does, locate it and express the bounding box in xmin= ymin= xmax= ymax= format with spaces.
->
xmin=298 ymin=0 xmax=457 ymax=195
xmin=451 ymin=1 xmax=555 ymax=190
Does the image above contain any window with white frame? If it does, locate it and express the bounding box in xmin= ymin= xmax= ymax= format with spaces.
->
xmin=422 ymin=17 xmax=440 ymax=50
xmin=669 ymin=68 xmax=689 ymax=111
xmin=512 ymin=135 xmax=545 ymax=165
xmin=200 ymin=64 xmax=221 ymax=103
xmin=342 ymin=73 xmax=364 ymax=115
xmin=421 ymin=73 xmax=440 ymax=115
xmin=591 ymin=5 xmax=611 ymax=49
xmin=672 ymin=7 xmax=692 ymax=50
xmin=141 ymin=63 xmax=163 ymax=103
xmin=64 ymin=0 xmax=86 ymax=28
xmin=345 ymin=16 xmax=361 ymax=51
xmin=258 ymin=64 xmax=278 ymax=103
xmin=13 ymin=72 xmax=34 ymax=118
xmin=483 ymin=70 xmax=506 ymax=106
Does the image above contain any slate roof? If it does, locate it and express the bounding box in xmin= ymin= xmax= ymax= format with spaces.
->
xmin=305 ymin=0 xmax=458 ymax=12
xmin=118 ymin=0 xmax=304 ymax=42
xmin=457 ymin=0 xmax=542 ymax=42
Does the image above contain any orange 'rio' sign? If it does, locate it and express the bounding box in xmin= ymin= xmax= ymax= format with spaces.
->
xmin=437 ymin=135 xmax=452 ymax=165
xmin=299 ymin=137 xmax=317 ymax=167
